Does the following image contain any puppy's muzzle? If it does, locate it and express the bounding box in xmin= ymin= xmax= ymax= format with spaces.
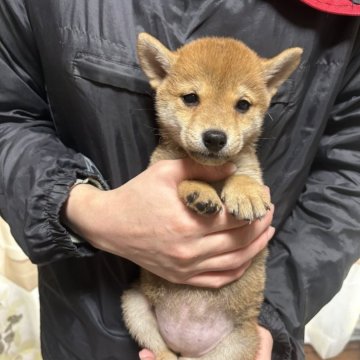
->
xmin=202 ymin=130 xmax=227 ymax=153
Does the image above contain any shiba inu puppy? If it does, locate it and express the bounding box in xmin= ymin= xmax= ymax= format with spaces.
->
xmin=122 ymin=33 xmax=302 ymax=360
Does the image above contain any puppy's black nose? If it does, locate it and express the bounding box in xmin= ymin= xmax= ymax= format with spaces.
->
xmin=202 ymin=130 xmax=227 ymax=152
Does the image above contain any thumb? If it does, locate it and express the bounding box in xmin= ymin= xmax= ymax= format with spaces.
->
xmin=169 ymin=158 xmax=237 ymax=183
xmin=139 ymin=349 xmax=156 ymax=360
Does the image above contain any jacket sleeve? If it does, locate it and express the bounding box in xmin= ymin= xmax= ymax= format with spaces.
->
xmin=259 ymin=35 xmax=360 ymax=359
xmin=0 ymin=0 xmax=108 ymax=265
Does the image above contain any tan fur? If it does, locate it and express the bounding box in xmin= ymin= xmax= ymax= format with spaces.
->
xmin=122 ymin=33 xmax=302 ymax=359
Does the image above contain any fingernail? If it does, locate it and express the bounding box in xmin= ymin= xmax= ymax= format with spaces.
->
xmin=225 ymin=162 xmax=237 ymax=173
xmin=268 ymin=226 xmax=276 ymax=240
xmin=139 ymin=350 xmax=153 ymax=360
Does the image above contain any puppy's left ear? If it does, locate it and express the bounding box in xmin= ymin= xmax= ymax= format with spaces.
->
xmin=137 ymin=33 xmax=176 ymax=89
xmin=262 ymin=47 xmax=303 ymax=96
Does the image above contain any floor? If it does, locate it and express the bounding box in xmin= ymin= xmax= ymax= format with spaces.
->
xmin=305 ymin=341 xmax=360 ymax=360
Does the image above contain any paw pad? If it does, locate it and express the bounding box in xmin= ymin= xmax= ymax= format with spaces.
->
xmin=179 ymin=180 xmax=222 ymax=216
xmin=186 ymin=192 xmax=199 ymax=204
xmin=195 ymin=201 xmax=220 ymax=214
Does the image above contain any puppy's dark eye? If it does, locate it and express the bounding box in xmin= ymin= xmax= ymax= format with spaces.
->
xmin=182 ymin=93 xmax=199 ymax=106
xmin=235 ymin=99 xmax=251 ymax=113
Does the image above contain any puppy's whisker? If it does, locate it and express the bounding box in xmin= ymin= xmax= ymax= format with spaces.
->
xmin=132 ymin=108 xmax=155 ymax=112
xmin=266 ymin=112 xmax=275 ymax=122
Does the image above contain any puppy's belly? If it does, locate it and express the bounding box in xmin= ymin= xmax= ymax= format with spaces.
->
xmin=155 ymin=300 xmax=233 ymax=357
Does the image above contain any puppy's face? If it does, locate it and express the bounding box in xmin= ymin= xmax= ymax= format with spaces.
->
xmin=138 ymin=34 xmax=302 ymax=165
xmin=155 ymin=40 xmax=270 ymax=165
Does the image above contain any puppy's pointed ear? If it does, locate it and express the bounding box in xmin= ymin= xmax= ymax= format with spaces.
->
xmin=262 ymin=47 xmax=303 ymax=96
xmin=137 ymin=33 xmax=176 ymax=89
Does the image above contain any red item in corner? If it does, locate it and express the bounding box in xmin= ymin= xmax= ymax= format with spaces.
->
xmin=300 ymin=0 xmax=360 ymax=16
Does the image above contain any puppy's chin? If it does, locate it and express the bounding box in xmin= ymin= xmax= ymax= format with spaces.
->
xmin=188 ymin=151 xmax=230 ymax=166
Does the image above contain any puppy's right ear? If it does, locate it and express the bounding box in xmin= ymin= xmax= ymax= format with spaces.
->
xmin=137 ymin=33 xmax=176 ymax=89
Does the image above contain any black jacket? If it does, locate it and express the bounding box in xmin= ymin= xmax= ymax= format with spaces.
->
xmin=0 ymin=1 xmax=360 ymax=359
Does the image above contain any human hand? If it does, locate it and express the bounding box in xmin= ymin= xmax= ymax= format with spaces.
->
xmin=138 ymin=326 xmax=273 ymax=359
xmin=62 ymin=159 xmax=274 ymax=288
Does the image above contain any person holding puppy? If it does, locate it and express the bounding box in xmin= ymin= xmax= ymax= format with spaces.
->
xmin=0 ymin=1 xmax=359 ymax=360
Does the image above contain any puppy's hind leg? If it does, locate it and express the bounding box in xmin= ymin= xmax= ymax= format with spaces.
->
xmin=122 ymin=289 xmax=177 ymax=360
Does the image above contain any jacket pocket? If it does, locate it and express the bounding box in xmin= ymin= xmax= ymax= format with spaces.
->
xmin=68 ymin=50 xmax=157 ymax=182
xmin=72 ymin=51 xmax=152 ymax=95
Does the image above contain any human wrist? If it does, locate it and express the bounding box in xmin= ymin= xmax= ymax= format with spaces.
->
xmin=61 ymin=183 xmax=105 ymax=241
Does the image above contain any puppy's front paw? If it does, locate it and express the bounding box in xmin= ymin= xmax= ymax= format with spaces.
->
xmin=221 ymin=176 xmax=270 ymax=221
xmin=178 ymin=180 xmax=222 ymax=215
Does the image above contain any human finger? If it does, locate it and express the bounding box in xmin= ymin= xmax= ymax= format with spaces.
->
xmin=183 ymin=205 xmax=274 ymax=264
xmin=187 ymin=226 xmax=275 ymax=278
xmin=139 ymin=349 xmax=155 ymax=360
xmin=255 ymin=326 xmax=273 ymax=360
xmin=181 ymin=260 xmax=253 ymax=288
xmin=206 ymin=205 xmax=274 ymax=250
xmin=184 ymin=191 xmax=274 ymax=238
